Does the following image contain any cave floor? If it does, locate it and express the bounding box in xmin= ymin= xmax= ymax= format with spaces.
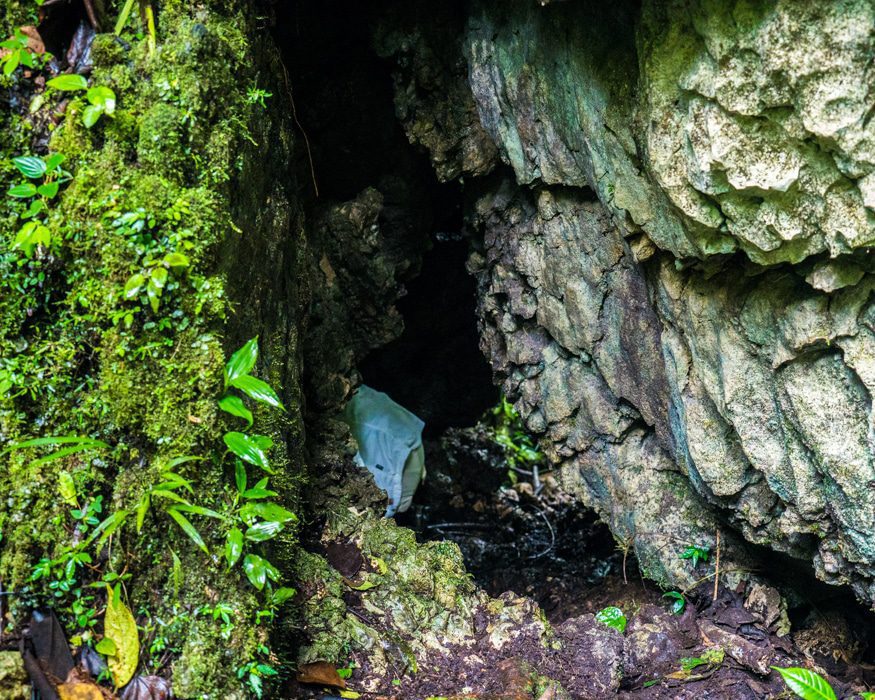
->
xmin=291 ymin=426 xmax=875 ymax=699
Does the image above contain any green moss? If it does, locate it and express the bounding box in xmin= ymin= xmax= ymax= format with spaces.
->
xmin=0 ymin=2 xmax=303 ymax=696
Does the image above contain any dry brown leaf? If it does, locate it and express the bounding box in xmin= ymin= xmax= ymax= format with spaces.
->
xmin=57 ymin=680 xmax=105 ymax=700
xmin=296 ymin=661 xmax=346 ymax=689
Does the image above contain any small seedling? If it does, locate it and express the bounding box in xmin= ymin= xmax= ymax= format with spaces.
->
xmin=1 ymin=29 xmax=43 ymax=76
xmin=595 ymin=606 xmax=627 ymax=633
xmin=772 ymin=666 xmax=837 ymax=700
xmin=680 ymin=544 xmax=710 ymax=568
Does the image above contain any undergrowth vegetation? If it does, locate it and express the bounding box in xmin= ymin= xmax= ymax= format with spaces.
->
xmin=0 ymin=0 xmax=299 ymax=695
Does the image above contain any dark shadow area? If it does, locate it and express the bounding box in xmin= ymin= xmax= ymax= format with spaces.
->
xmin=358 ymin=233 xmax=498 ymax=436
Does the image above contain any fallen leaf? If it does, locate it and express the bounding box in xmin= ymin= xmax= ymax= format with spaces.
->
xmin=120 ymin=675 xmax=172 ymax=700
xmin=104 ymin=585 xmax=140 ymax=687
xmin=297 ymin=661 xmax=346 ymax=689
xmin=57 ymin=680 xmax=104 ymax=700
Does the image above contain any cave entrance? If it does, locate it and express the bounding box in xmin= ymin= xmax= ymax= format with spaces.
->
xmin=278 ymin=0 xmax=627 ymax=623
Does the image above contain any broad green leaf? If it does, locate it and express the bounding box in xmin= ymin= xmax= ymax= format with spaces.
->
xmin=772 ymin=667 xmax=837 ymax=700
xmin=45 ymin=153 xmax=65 ymax=171
xmin=146 ymin=280 xmax=160 ymax=312
xmin=82 ymin=104 xmax=103 ymax=128
xmin=47 ymin=74 xmax=88 ymax=91
xmin=224 ymin=337 xmax=258 ymax=388
xmin=219 ymin=394 xmax=253 ymax=426
xmin=239 ymin=502 xmax=297 ymax=525
xmin=3 ymin=52 xmax=19 ymax=76
xmin=104 ymin=585 xmax=139 ymax=687
xmin=58 ymin=471 xmax=77 ymax=506
xmin=861 ymin=694 xmax=875 ymax=700
xmin=149 ymin=266 xmax=168 ymax=289
xmin=229 ymin=375 xmax=284 ymax=410
xmin=22 ymin=199 xmax=45 ymax=219
xmin=37 ymin=181 xmax=59 ymax=198
xmin=595 ymin=606 xmax=627 ymax=633
xmin=8 ymin=182 xmax=37 ymax=198
xmin=243 ymin=553 xmax=268 ymax=590
xmin=123 ymin=274 xmax=145 ymax=300
xmin=12 ymin=155 xmax=46 ymax=179
xmin=166 ymin=507 xmax=207 ymax=554
xmin=163 ymin=252 xmax=189 ymax=269
xmin=87 ymin=86 xmax=116 ymax=113
xmin=223 ymin=432 xmax=270 ymax=472
xmin=14 ymin=221 xmax=50 ymax=257
xmin=225 ymin=527 xmax=243 ymax=568
xmin=245 ymin=520 xmax=284 ymax=542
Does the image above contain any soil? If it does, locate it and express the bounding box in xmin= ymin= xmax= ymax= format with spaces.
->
xmin=293 ymin=425 xmax=875 ymax=699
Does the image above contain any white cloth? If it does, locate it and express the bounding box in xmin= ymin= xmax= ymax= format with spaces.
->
xmin=344 ymin=385 xmax=426 ymax=516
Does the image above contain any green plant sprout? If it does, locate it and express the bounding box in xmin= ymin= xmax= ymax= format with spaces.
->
xmin=680 ymin=544 xmax=710 ymax=568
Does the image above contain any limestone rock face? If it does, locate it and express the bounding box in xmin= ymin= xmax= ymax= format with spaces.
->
xmin=466 ymin=0 xmax=875 ymax=265
xmin=438 ymin=0 xmax=875 ymax=601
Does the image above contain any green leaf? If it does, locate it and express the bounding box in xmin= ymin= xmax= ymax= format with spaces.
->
xmin=3 ymin=52 xmax=19 ymax=76
xmin=85 ymin=510 xmax=129 ymax=550
xmin=45 ymin=153 xmax=65 ymax=171
xmin=271 ymin=587 xmax=296 ymax=606
xmin=224 ymin=337 xmax=259 ymax=388
xmin=171 ymin=549 xmax=182 ymax=598
xmin=157 ymin=470 xmax=195 ymax=494
xmin=235 ymin=460 xmax=247 ymax=494
xmin=123 ymin=273 xmax=145 ymax=300
xmin=350 ymin=579 xmax=377 ymax=591
xmin=223 ymin=432 xmax=271 ymax=472
xmin=163 ymin=252 xmax=190 ymax=269
xmin=47 ymin=74 xmax=88 ymax=91
xmin=239 ymin=502 xmax=297 ymax=525
xmin=241 ymin=484 xmax=278 ymax=500
xmin=146 ymin=279 xmax=161 ymax=312
xmin=6 ymin=435 xmax=109 ymax=451
xmin=22 ymin=199 xmax=45 ymax=219
xmin=150 ymin=266 xmax=168 ymax=289
xmin=135 ymin=494 xmax=150 ymax=532
xmin=772 ymin=667 xmax=837 ymax=700
xmin=229 ymin=375 xmax=284 ymax=410
xmin=243 ymin=553 xmax=268 ymax=590
xmin=166 ymin=507 xmax=208 ymax=554
xmin=58 ymin=471 xmax=78 ymax=506
xmin=172 ymin=503 xmax=223 ymax=519
xmin=219 ymin=394 xmax=253 ymax=426
xmin=245 ymin=521 xmax=284 ymax=542
xmin=8 ymin=182 xmax=37 ymax=198
xmin=14 ymin=222 xmax=50 ymax=257
xmin=12 ymin=155 xmax=46 ymax=179
xmin=114 ymin=0 xmax=138 ymax=34
xmin=861 ymin=693 xmax=875 ymax=700
xmin=95 ymin=637 xmax=117 ymax=656
xmin=87 ymin=86 xmax=116 ymax=113
xmin=37 ymin=181 xmax=59 ymax=198
xmin=82 ymin=103 xmax=104 ymax=128
xmin=103 ymin=585 xmax=139 ymax=687
xmin=595 ymin=606 xmax=627 ymax=633
xmin=225 ymin=527 xmax=244 ymax=568
xmin=662 ymin=591 xmax=685 ymax=615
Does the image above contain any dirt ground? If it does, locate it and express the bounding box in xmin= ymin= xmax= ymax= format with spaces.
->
xmin=292 ymin=426 xmax=875 ymax=699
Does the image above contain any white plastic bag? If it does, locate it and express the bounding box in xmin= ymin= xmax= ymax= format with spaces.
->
xmin=343 ymin=385 xmax=425 ymax=516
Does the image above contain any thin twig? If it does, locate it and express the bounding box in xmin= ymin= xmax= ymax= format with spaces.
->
xmin=527 ymin=505 xmax=555 ymax=559
xmin=278 ymin=56 xmax=319 ymax=197
xmin=713 ymin=529 xmax=721 ymax=601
